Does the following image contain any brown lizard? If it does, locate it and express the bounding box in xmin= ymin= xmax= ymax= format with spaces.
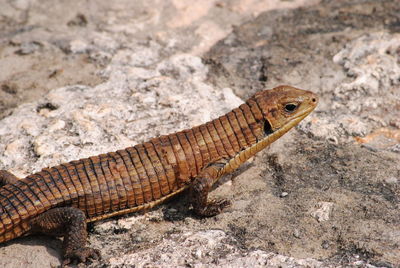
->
xmin=0 ymin=85 xmax=318 ymax=266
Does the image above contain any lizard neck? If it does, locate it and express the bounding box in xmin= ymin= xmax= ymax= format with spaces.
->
xmin=219 ymin=109 xmax=310 ymax=176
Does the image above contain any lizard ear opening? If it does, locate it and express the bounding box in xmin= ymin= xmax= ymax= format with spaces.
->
xmin=264 ymin=120 xmax=273 ymax=135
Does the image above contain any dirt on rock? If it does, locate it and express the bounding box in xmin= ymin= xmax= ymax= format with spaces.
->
xmin=0 ymin=0 xmax=399 ymax=267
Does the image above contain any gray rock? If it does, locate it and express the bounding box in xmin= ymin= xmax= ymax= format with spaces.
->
xmin=310 ymin=202 xmax=334 ymax=223
xmin=108 ymin=230 xmax=324 ymax=268
xmin=1 ymin=0 xmax=400 ymax=267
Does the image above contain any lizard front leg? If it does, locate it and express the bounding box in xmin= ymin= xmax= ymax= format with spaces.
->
xmin=191 ymin=161 xmax=231 ymax=217
xmin=0 ymin=170 xmax=19 ymax=186
xmin=30 ymin=207 xmax=100 ymax=266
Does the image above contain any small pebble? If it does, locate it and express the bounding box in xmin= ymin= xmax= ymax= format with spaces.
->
xmin=353 ymin=260 xmax=364 ymax=266
xmin=280 ymin=192 xmax=288 ymax=197
xmin=384 ymin=177 xmax=398 ymax=184
xmin=16 ymin=41 xmax=42 ymax=55
xmin=293 ymin=229 xmax=300 ymax=238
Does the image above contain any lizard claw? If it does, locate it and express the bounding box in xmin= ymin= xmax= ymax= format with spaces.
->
xmin=62 ymin=247 xmax=100 ymax=267
xmin=195 ymin=198 xmax=231 ymax=217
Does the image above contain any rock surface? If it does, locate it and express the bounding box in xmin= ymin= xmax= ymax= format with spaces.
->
xmin=1 ymin=0 xmax=399 ymax=267
xmin=205 ymin=1 xmax=400 ymax=266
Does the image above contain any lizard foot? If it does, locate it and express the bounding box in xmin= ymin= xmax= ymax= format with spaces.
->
xmin=62 ymin=247 xmax=100 ymax=267
xmin=194 ymin=199 xmax=231 ymax=217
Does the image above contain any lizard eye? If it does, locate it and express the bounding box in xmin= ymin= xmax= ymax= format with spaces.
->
xmin=284 ymin=103 xmax=298 ymax=113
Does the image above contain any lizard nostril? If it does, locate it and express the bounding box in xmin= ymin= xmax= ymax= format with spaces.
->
xmin=312 ymin=98 xmax=316 ymax=103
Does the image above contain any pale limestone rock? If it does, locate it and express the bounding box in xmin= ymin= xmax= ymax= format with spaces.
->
xmin=310 ymin=202 xmax=334 ymax=223
xmin=0 ymin=53 xmax=242 ymax=175
xmin=333 ymin=32 xmax=400 ymax=114
xmin=109 ymin=230 xmax=324 ymax=268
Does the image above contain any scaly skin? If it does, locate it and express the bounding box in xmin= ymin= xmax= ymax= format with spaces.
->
xmin=0 ymin=85 xmax=318 ymax=265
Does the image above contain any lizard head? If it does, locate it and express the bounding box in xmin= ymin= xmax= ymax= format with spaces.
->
xmin=253 ymin=85 xmax=318 ymax=135
xmin=219 ymin=85 xmax=318 ymax=175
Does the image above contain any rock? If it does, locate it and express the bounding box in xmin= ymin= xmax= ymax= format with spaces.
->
xmin=0 ymin=237 xmax=60 ymax=268
xmin=293 ymin=229 xmax=301 ymax=238
xmin=1 ymin=0 xmax=400 ymax=267
xmin=15 ymin=41 xmax=43 ymax=55
xmin=384 ymin=177 xmax=398 ymax=184
xmin=0 ymin=54 xmax=242 ymax=175
xmin=333 ymin=32 xmax=400 ymax=111
xmin=69 ymin=39 xmax=90 ymax=54
xmin=280 ymin=192 xmax=288 ymax=197
xmin=310 ymin=202 xmax=334 ymax=223
xmin=108 ymin=230 xmax=323 ymax=268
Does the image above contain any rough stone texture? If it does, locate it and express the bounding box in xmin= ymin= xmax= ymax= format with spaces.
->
xmin=205 ymin=0 xmax=400 ymax=266
xmin=0 ymin=53 xmax=243 ymax=177
xmin=0 ymin=0 xmax=317 ymax=119
xmin=108 ymin=230 xmax=324 ymax=268
xmin=1 ymin=0 xmax=400 ymax=267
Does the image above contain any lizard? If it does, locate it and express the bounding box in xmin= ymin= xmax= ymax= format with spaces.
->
xmin=0 ymin=85 xmax=318 ymax=266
